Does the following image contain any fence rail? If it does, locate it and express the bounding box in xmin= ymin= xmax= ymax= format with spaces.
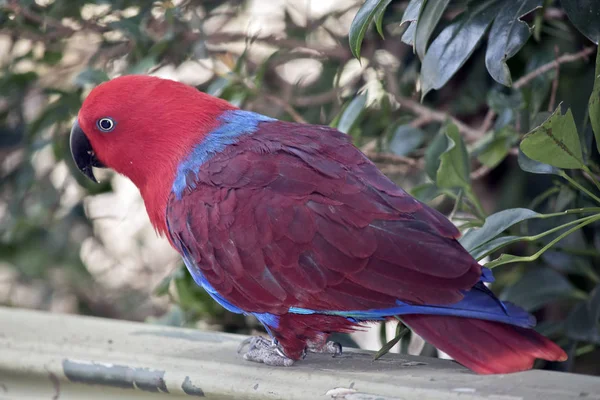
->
xmin=0 ymin=307 xmax=598 ymax=399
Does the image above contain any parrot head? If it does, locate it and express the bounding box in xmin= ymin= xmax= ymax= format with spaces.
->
xmin=70 ymin=75 xmax=236 ymax=231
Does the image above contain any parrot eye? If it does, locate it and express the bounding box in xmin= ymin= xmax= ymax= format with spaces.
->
xmin=97 ymin=117 xmax=115 ymax=132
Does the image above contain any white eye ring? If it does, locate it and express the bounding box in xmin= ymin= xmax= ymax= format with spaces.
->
xmin=97 ymin=117 xmax=115 ymax=132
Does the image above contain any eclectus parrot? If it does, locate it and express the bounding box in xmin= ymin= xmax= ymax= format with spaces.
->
xmin=70 ymin=75 xmax=567 ymax=374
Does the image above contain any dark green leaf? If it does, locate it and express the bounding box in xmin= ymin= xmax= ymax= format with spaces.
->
xmin=487 ymin=88 xmax=525 ymax=113
xmin=336 ymin=94 xmax=367 ymax=134
xmin=206 ymin=77 xmax=231 ymax=97
xmin=436 ymin=123 xmax=470 ymax=190
xmin=373 ymin=322 xmax=409 ymax=360
xmin=472 ymin=127 xmax=518 ymax=169
xmin=420 ymin=0 xmax=502 ymax=98
xmin=562 ymin=0 xmax=600 ymax=44
xmin=400 ymin=0 xmax=424 ymax=46
xmin=374 ymin=0 xmax=389 ymax=38
xmin=589 ymin=46 xmax=600 ymax=155
xmin=424 ymin=128 xmax=449 ymax=180
xmin=524 ymin=45 xmax=557 ymax=116
xmin=74 ymin=69 xmax=110 ymax=88
xmin=349 ymin=0 xmax=393 ymax=58
xmin=388 ymin=125 xmax=425 ymax=156
xmin=410 ymin=182 xmax=442 ymax=202
xmin=500 ymin=268 xmax=580 ymax=312
xmin=566 ymin=284 xmax=600 ymax=344
xmin=485 ymin=0 xmax=542 ymax=86
xmin=469 ymin=235 xmax=520 ymax=260
xmin=460 ymin=208 xmax=540 ymax=252
xmin=41 ymin=50 xmax=63 ymax=65
xmin=520 ymin=105 xmax=585 ymax=169
xmin=154 ymin=267 xmax=185 ymax=296
xmin=109 ymin=18 xmax=144 ymax=41
xmin=127 ymin=56 xmax=157 ymax=74
xmin=517 ymin=149 xmax=561 ymax=175
xmin=415 ymin=0 xmax=450 ymax=60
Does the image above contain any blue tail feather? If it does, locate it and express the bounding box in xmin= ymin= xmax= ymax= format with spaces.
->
xmin=289 ymin=269 xmax=535 ymax=329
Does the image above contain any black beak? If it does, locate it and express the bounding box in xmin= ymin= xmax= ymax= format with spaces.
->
xmin=69 ymin=119 xmax=105 ymax=183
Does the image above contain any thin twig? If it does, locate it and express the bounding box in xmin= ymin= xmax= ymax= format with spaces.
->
xmin=264 ymin=94 xmax=308 ymax=124
xmin=548 ymin=45 xmax=561 ymax=112
xmin=410 ymin=115 xmax=434 ymax=128
xmin=475 ymin=46 xmax=595 ymax=148
xmin=513 ymin=46 xmax=595 ymax=89
xmin=392 ymin=94 xmax=481 ymax=141
xmin=205 ymin=33 xmax=350 ymax=60
xmin=4 ymin=1 xmax=108 ymax=35
xmin=471 ymin=164 xmax=492 ymax=180
xmin=292 ymin=73 xmax=363 ymax=107
xmin=478 ymin=109 xmax=496 ymax=134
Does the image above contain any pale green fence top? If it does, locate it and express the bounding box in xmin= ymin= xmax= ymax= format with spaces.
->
xmin=0 ymin=307 xmax=598 ymax=400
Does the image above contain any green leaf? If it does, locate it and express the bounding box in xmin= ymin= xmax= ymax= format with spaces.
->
xmin=460 ymin=208 xmax=540 ymax=252
xmin=518 ymin=149 xmax=561 ymax=175
xmin=154 ymin=267 xmax=185 ymax=296
xmin=109 ymin=18 xmax=144 ymax=41
xmin=336 ymin=94 xmax=367 ymax=134
xmin=589 ymin=46 xmax=600 ymax=155
xmin=74 ymin=69 xmax=110 ymax=88
xmin=524 ymin=45 xmax=556 ymax=116
xmin=349 ymin=0 xmax=393 ymax=58
xmin=373 ymin=322 xmax=409 ymax=360
xmin=485 ymin=0 xmax=542 ymax=86
xmin=562 ymin=0 xmax=600 ymax=44
xmin=410 ymin=182 xmax=441 ymax=202
xmin=469 ymin=235 xmax=520 ymax=260
xmin=399 ymin=0 xmax=424 ymax=47
xmin=127 ymin=56 xmax=157 ymax=74
xmin=472 ymin=128 xmax=518 ymax=169
xmin=500 ymin=268 xmax=580 ymax=312
xmin=374 ymin=0 xmax=390 ymax=38
xmin=206 ymin=77 xmax=231 ymax=97
xmin=424 ymin=129 xmax=449 ymax=180
xmin=520 ymin=105 xmax=585 ymax=169
xmin=415 ymin=0 xmax=450 ymax=60
xmin=566 ymin=284 xmax=600 ymax=344
xmin=388 ymin=125 xmax=425 ymax=156
xmin=41 ymin=50 xmax=63 ymax=65
xmin=420 ymin=0 xmax=502 ymax=98
xmin=436 ymin=123 xmax=470 ymax=190
xmin=487 ymin=89 xmax=525 ymax=114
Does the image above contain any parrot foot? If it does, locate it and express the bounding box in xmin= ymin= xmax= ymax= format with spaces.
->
xmin=306 ymin=339 xmax=343 ymax=356
xmin=238 ymin=336 xmax=295 ymax=367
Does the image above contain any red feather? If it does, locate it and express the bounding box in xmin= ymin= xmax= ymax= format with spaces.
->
xmin=402 ymin=315 xmax=567 ymax=374
xmin=78 ymin=76 xmax=566 ymax=373
xmin=165 ymin=119 xmax=566 ymax=372
xmin=166 ymin=121 xmax=480 ymax=313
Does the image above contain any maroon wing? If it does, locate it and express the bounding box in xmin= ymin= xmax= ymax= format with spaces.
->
xmin=166 ymin=121 xmax=481 ymax=314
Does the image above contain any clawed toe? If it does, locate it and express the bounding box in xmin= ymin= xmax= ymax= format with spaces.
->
xmin=306 ymin=340 xmax=343 ymax=356
xmin=238 ymin=336 xmax=295 ymax=367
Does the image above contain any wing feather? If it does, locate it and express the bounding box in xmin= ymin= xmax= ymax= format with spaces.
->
xmin=166 ymin=121 xmax=481 ymax=314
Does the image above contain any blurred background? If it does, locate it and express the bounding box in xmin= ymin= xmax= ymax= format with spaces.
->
xmin=1 ymin=0 xmax=599 ymax=375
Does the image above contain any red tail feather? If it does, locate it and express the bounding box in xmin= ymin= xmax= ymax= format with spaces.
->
xmin=401 ymin=315 xmax=568 ymax=374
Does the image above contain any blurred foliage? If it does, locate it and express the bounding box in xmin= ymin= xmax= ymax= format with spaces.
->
xmin=1 ymin=0 xmax=600 ymax=374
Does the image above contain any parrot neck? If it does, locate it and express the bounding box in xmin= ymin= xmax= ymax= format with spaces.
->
xmin=138 ymin=109 xmax=275 ymax=236
xmin=132 ymin=100 xmax=239 ymax=235
xmin=171 ymin=110 xmax=276 ymax=199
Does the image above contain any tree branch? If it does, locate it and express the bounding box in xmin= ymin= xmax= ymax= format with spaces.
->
xmin=478 ymin=46 xmax=596 ymax=135
xmin=205 ymin=33 xmax=350 ymax=60
xmin=392 ymin=94 xmax=482 ymax=141
xmin=513 ymin=46 xmax=595 ymax=89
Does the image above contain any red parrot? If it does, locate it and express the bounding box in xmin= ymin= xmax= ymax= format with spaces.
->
xmin=69 ymin=75 xmax=567 ymax=374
